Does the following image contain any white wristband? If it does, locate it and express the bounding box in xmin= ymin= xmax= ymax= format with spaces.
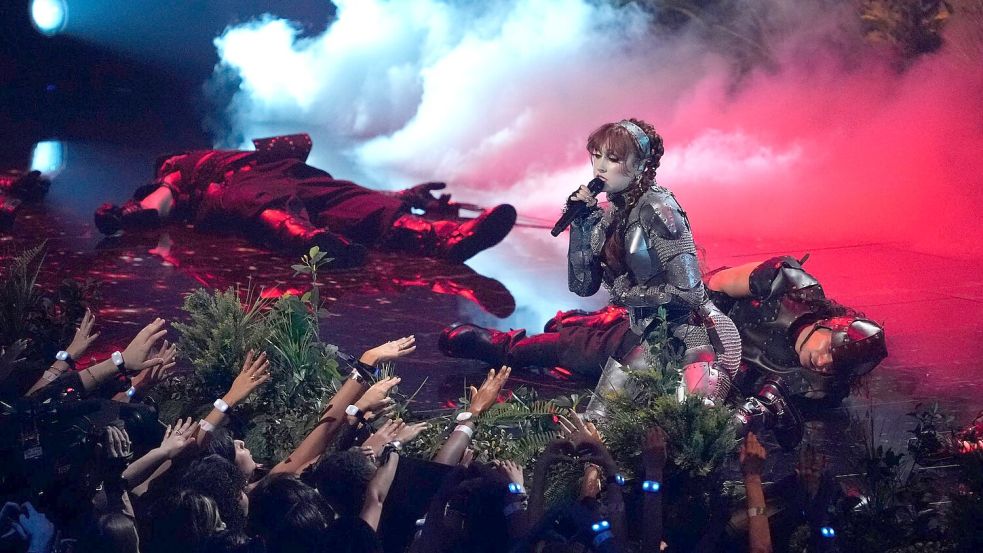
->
xmin=125 ymin=386 xmax=137 ymax=398
xmin=454 ymin=424 xmax=474 ymax=438
xmin=214 ymin=398 xmax=230 ymax=413
xmin=198 ymin=419 xmax=215 ymax=433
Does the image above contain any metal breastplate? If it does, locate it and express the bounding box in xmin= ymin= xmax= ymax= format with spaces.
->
xmin=618 ymin=189 xmax=699 ymax=333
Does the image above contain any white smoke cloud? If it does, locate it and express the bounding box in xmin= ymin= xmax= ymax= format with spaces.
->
xmin=212 ymin=0 xmax=983 ymax=258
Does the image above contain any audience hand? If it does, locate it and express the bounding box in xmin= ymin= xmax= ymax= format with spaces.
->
xmin=740 ymin=432 xmax=767 ymax=478
xmin=467 ymin=366 xmax=511 ymax=416
xmin=557 ymin=414 xmax=617 ymax=473
xmin=65 ymin=308 xmax=99 ymax=360
xmin=103 ymin=425 xmax=132 ymax=459
xmin=160 ymin=418 xmax=199 ymax=459
xmin=360 ymin=336 xmax=416 ymax=366
xmin=223 ymin=350 xmax=272 ymax=407
xmin=121 ymin=318 xmax=169 ymax=372
xmin=15 ymin=502 xmax=55 ymax=553
xmin=355 ymin=376 xmax=400 ymax=414
xmin=493 ymin=459 xmax=525 ymax=487
xmin=363 ymin=419 xmax=405 ymax=457
xmin=131 ymin=340 xmax=180 ymax=394
xmin=459 ymin=448 xmax=475 ymax=467
xmin=395 ymin=421 xmax=428 ymax=445
xmin=580 ymin=463 xmax=602 ymax=499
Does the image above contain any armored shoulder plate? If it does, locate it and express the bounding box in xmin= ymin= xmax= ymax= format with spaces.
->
xmin=637 ymin=189 xmax=689 ymax=240
xmin=749 ymin=256 xmax=822 ymax=300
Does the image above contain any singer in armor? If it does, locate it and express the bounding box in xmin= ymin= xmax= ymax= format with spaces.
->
xmin=439 ymin=120 xmax=797 ymax=447
xmin=441 ymin=119 xmax=807 ymax=448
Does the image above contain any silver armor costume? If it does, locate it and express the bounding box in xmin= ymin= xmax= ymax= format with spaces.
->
xmin=569 ymin=185 xmax=742 ymax=410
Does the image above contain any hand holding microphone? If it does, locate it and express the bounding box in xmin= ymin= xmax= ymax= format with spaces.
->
xmin=551 ymin=177 xmax=605 ymax=236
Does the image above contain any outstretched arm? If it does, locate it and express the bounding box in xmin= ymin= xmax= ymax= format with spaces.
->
xmin=270 ymin=336 xmax=415 ymax=475
xmin=433 ymin=366 xmax=511 ymax=465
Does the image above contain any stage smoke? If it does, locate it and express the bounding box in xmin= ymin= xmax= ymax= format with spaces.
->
xmin=211 ymin=0 xmax=983 ymax=258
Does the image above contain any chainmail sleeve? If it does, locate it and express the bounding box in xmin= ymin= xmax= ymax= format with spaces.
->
xmin=567 ymin=208 xmax=605 ymax=297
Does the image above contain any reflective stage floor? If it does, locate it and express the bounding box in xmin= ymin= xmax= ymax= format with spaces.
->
xmin=3 ymin=139 xmax=982 ymax=477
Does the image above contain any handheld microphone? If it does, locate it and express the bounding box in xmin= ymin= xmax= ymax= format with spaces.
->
xmin=550 ymin=177 xmax=605 ymax=237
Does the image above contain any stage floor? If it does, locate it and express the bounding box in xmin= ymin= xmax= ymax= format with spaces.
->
xmin=3 ymin=140 xmax=982 ymax=475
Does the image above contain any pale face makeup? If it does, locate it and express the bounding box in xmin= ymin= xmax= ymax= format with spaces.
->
xmin=590 ymin=144 xmax=639 ymax=196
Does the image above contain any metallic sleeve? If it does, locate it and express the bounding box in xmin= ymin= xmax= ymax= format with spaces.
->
xmin=567 ymin=212 xmax=603 ymax=297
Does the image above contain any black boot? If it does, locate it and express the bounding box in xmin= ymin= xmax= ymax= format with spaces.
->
xmin=384 ymin=204 xmax=517 ymax=263
xmin=94 ymin=200 xmax=161 ymax=235
xmin=438 ymin=324 xmax=526 ymax=366
xmin=256 ymin=209 xmax=366 ymax=268
xmin=734 ymin=379 xmax=803 ymax=450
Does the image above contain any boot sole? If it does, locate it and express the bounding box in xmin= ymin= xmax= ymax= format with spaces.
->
xmin=445 ymin=204 xmax=517 ymax=263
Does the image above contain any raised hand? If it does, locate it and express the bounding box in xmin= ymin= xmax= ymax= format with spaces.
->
xmin=360 ymin=336 xmax=416 ymax=366
xmin=160 ymin=418 xmax=199 ymax=459
xmin=557 ymin=414 xmax=616 ymax=472
xmin=66 ymin=308 xmax=99 ymax=359
xmin=121 ymin=318 xmax=169 ymax=373
xmin=467 ymin=366 xmax=511 ymax=416
xmin=103 ymin=425 xmax=132 ymax=459
xmin=580 ymin=463 xmax=602 ymax=499
xmin=493 ymin=459 xmax=525 ymax=487
xmin=740 ymin=432 xmax=767 ymax=478
xmin=363 ymin=418 xmax=406 ymax=457
xmin=131 ymin=340 xmax=180 ymax=394
xmin=395 ymin=421 xmax=429 ymax=445
xmin=356 ymin=376 xmax=400 ymax=414
xmin=223 ymin=350 xmax=272 ymax=407
xmin=16 ymin=502 xmax=55 ymax=553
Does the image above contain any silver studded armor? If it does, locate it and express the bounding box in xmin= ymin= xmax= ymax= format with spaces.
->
xmin=569 ymin=185 xmax=742 ymax=404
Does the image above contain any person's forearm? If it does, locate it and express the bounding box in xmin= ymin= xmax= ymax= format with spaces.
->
xmin=360 ymin=497 xmax=385 ymax=531
xmin=745 ymin=475 xmax=772 ymax=553
xmin=270 ymin=375 xmax=366 ymax=474
xmin=604 ymin=481 xmax=629 ymax=550
xmin=130 ymin=461 xmax=171 ymax=497
xmin=432 ymin=421 xmax=475 ymax=465
xmin=642 ymin=464 xmax=665 ymax=553
xmin=121 ymin=447 xmax=170 ymax=489
xmin=78 ymin=359 xmax=121 ymax=393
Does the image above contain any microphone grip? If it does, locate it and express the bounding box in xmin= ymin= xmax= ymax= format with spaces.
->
xmin=550 ymin=178 xmax=605 ymax=237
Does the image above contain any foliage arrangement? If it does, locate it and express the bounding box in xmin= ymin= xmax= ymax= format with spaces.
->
xmin=157 ymin=247 xmax=342 ymax=462
xmin=0 ymin=243 xmax=97 ymax=394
